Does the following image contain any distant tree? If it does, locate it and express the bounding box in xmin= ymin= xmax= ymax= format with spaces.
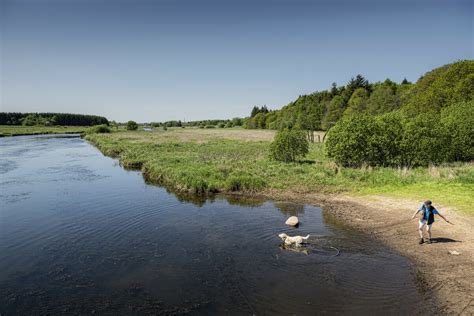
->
xmin=344 ymin=88 xmax=369 ymax=116
xmin=441 ymin=101 xmax=474 ymax=161
xmin=366 ymin=85 xmax=401 ymax=114
xmin=401 ymin=78 xmax=411 ymax=85
xmin=330 ymin=82 xmax=338 ymax=96
xmin=322 ymin=95 xmax=345 ymax=129
xmin=346 ymin=75 xmax=370 ymax=93
xmin=253 ymin=112 xmax=266 ymax=129
xmin=453 ymin=73 xmax=474 ymax=103
xmin=127 ymin=120 xmax=138 ymax=131
xmin=0 ymin=112 xmax=108 ymax=126
xmin=231 ymin=117 xmax=243 ymax=126
xmin=21 ymin=114 xmax=40 ymax=126
xmin=250 ymin=106 xmax=260 ymax=117
xmin=403 ymin=60 xmax=474 ymax=116
xmin=269 ymin=129 xmax=309 ymax=162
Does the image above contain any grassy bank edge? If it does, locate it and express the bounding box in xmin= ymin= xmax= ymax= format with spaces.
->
xmin=0 ymin=125 xmax=90 ymax=137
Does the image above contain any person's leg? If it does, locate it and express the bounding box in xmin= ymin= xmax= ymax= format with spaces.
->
xmin=426 ymin=224 xmax=432 ymax=242
xmin=418 ymin=221 xmax=425 ymax=243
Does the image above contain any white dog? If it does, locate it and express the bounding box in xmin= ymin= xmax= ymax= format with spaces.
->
xmin=278 ymin=233 xmax=310 ymax=247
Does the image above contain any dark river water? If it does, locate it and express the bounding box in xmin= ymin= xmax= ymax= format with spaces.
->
xmin=0 ymin=135 xmax=430 ymax=315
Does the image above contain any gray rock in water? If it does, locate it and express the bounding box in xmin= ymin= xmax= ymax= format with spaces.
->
xmin=285 ymin=216 xmax=299 ymax=226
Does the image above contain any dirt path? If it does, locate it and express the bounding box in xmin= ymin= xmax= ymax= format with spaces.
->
xmin=320 ymin=194 xmax=474 ymax=315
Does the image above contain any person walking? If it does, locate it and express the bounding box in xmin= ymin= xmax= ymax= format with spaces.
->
xmin=411 ymin=200 xmax=451 ymax=244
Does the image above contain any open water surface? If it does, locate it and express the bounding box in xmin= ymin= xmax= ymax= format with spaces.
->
xmin=0 ymin=135 xmax=429 ymax=315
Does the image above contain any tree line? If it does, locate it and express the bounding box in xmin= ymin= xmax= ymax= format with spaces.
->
xmin=0 ymin=112 xmax=109 ymax=126
xmin=259 ymin=60 xmax=474 ymax=166
xmin=150 ymin=118 xmax=244 ymax=129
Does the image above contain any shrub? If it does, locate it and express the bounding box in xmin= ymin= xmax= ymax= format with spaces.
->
xmin=217 ymin=122 xmax=226 ymax=128
xmin=441 ymin=101 xmax=474 ymax=161
xmin=127 ymin=120 xmax=138 ymax=131
xmin=325 ymin=114 xmax=384 ymax=167
xmin=91 ymin=124 xmax=111 ymax=133
xmin=205 ymin=125 xmax=215 ymax=129
xmin=326 ymin=112 xmax=455 ymax=167
xmin=375 ymin=112 xmax=406 ymax=165
xmin=400 ymin=114 xmax=450 ymax=166
xmin=270 ymin=128 xmax=309 ymax=162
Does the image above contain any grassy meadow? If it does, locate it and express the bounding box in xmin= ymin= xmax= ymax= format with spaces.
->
xmin=0 ymin=125 xmax=91 ymax=137
xmin=85 ymin=128 xmax=473 ymax=214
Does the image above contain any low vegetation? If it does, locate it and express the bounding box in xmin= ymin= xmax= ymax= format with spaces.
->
xmin=85 ymin=129 xmax=473 ymax=214
xmin=270 ymin=129 xmax=309 ymax=162
xmin=127 ymin=120 xmax=138 ymax=131
xmin=89 ymin=124 xmax=111 ymax=134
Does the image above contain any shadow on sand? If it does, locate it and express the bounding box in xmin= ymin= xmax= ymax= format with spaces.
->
xmin=430 ymin=237 xmax=461 ymax=243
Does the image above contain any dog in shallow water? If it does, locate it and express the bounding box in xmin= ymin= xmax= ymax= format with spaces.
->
xmin=278 ymin=233 xmax=310 ymax=247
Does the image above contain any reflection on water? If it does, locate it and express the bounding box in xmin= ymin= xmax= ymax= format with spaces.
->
xmin=274 ymin=201 xmax=305 ymax=216
xmin=0 ymin=135 xmax=431 ymax=315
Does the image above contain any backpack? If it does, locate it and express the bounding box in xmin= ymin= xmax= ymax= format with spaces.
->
xmin=420 ymin=205 xmax=435 ymax=224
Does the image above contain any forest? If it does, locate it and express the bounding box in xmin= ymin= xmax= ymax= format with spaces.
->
xmin=245 ymin=60 xmax=474 ymax=167
xmin=0 ymin=112 xmax=109 ymax=126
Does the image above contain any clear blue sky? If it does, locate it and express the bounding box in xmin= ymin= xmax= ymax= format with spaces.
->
xmin=1 ymin=0 xmax=472 ymax=122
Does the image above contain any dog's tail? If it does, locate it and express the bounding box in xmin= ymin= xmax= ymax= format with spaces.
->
xmin=303 ymin=235 xmax=310 ymax=240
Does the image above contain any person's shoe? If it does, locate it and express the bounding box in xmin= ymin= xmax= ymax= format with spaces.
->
xmin=426 ymin=239 xmax=432 ymax=244
xmin=419 ymin=238 xmax=424 ymax=244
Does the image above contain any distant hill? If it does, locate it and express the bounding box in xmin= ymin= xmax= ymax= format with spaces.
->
xmin=402 ymin=60 xmax=474 ymax=115
xmin=244 ymin=60 xmax=474 ymax=130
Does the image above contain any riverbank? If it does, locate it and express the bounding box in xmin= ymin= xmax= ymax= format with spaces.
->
xmin=0 ymin=125 xmax=90 ymax=137
xmin=85 ymin=128 xmax=473 ymax=314
xmin=85 ymin=128 xmax=473 ymax=214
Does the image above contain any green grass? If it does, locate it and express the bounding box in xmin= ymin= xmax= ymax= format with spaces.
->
xmin=85 ymin=130 xmax=474 ymax=214
xmin=0 ymin=125 xmax=91 ymax=137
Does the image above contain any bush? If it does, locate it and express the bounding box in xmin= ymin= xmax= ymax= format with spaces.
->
xmin=325 ymin=114 xmax=384 ymax=167
xmin=127 ymin=120 xmax=138 ymax=131
xmin=375 ymin=112 xmax=406 ymax=166
xmin=401 ymin=114 xmax=450 ymax=166
xmin=205 ymin=125 xmax=215 ymax=129
xmin=270 ymin=129 xmax=309 ymax=162
xmin=326 ymin=112 xmax=455 ymax=167
xmin=217 ymin=122 xmax=226 ymax=128
xmin=441 ymin=101 xmax=474 ymax=161
xmin=91 ymin=124 xmax=111 ymax=133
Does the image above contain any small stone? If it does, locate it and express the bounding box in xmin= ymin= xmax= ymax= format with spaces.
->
xmin=285 ymin=216 xmax=299 ymax=226
xmin=448 ymin=250 xmax=460 ymax=255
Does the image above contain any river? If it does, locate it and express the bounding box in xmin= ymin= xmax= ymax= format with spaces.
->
xmin=0 ymin=135 xmax=429 ymax=314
